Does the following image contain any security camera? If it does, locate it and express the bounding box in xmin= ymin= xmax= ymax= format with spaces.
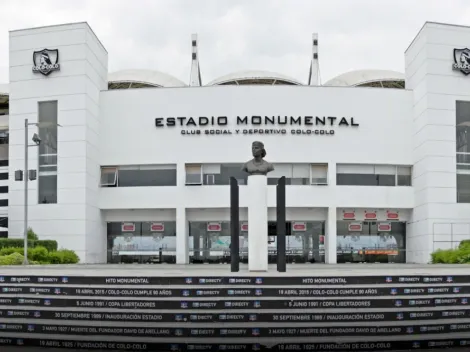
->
xmin=32 ymin=133 xmax=41 ymax=145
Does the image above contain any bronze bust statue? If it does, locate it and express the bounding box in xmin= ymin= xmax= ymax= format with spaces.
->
xmin=242 ymin=141 xmax=274 ymax=176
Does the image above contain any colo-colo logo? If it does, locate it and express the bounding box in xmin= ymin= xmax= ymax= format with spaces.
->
xmin=155 ymin=115 xmax=359 ymax=136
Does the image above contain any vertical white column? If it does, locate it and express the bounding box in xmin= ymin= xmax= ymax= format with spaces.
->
xmin=248 ymin=175 xmax=268 ymax=271
xmin=176 ymin=207 xmax=189 ymax=264
xmin=325 ymin=207 xmax=337 ymax=264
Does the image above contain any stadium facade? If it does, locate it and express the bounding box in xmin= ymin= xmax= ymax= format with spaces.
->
xmin=1 ymin=21 xmax=469 ymax=265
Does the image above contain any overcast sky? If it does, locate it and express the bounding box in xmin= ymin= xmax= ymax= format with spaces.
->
xmin=0 ymin=0 xmax=468 ymax=85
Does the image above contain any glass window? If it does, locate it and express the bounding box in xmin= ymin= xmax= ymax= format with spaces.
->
xmin=186 ymin=164 xmax=202 ymax=185
xmin=397 ymin=166 xmax=412 ymax=186
xmin=336 ymin=164 xmax=411 ymax=187
xmin=38 ymin=101 xmax=58 ymax=204
xmin=117 ymin=165 xmax=176 ymax=187
xmin=107 ymin=221 xmax=176 ymax=264
xmin=100 ymin=167 xmax=118 ymax=187
xmin=311 ymin=164 xmax=328 ymax=185
xmin=38 ymin=175 xmax=57 ymax=204
xmin=457 ymin=101 xmax=470 ymax=202
xmin=336 ymin=221 xmax=406 ymax=263
xmin=0 ymin=173 xmax=7 ymax=181
xmin=457 ymin=173 xmax=470 ymax=203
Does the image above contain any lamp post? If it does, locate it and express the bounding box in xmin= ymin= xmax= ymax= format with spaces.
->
xmin=18 ymin=118 xmax=60 ymax=265
xmin=20 ymin=118 xmax=40 ymax=265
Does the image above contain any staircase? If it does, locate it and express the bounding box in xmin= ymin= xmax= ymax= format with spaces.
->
xmin=0 ymin=272 xmax=470 ymax=350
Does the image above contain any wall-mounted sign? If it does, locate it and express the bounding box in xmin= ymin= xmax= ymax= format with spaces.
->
xmin=121 ymin=222 xmax=135 ymax=232
xmin=207 ymin=222 xmax=222 ymax=232
xmin=343 ymin=211 xmax=355 ymax=220
xmin=32 ymin=49 xmax=60 ymax=76
xmin=150 ymin=222 xmax=164 ymax=232
xmin=348 ymin=222 xmax=363 ymax=232
xmin=453 ymin=48 xmax=470 ymax=75
xmin=292 ymin=222 xmax=307 ymax=231
xmin=364 ymin=211 xmax=377 ymax=220
xmin=378 ymin=222 xmax=392 ymax=232
xmin=155 ymin=115 xmax=359 ymax=137
xmin=241 ymin=223 xmax=248 ymax=232
xmin=387 ymin=211 xmax=399 ymax=220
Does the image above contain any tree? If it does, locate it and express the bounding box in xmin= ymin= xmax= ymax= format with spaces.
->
xmin=27 ymin=228 xmax=39 ymax=241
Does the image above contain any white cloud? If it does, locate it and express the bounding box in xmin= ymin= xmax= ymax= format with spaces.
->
xmin=0 ymin=0 xmax=469 ymax=84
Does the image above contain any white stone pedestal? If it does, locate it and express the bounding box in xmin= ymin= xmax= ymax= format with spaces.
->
xmin=247 ymin=175 xmax=268 ymax=272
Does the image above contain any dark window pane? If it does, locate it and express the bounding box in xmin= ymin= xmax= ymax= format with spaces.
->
xmin=38 ymin=175 xmax=57 ymax=204
xmin=457 ymin=174 xmax=470 ymax=203
xmin=118 ymin=169 xmax=176 ymax=187
xmin=0 ymin=160 xmax=8 ymax=167
xmin=38 ymin=101 xmax=58 ymax=204
xmin=0 ymin=199 xmax=8 ymax=207
xmin=397 ymin=175 xmax=411 ymax=186
xmin=0 ymin=217 xmax=8 ymax=228
xmin=377 ymin=175 xmax=395 ymax=186
xmin=337 ymin=174 xmax=377 ymax=186
xmin=0 ymin=186 xmax=8 ymax=193
xmin=0 ymin=173 xmax=8 ymax=180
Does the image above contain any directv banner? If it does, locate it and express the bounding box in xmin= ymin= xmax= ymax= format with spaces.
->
xmin=1 ymin=322 xmax=470 ymax=337
xmin=0 ymin=337 xmax=468 ymax=351
xmin=0 ymin=297 xmax=468 ymax=309
xmin=0 ymin=275 xmax=462 ymax=285
xmin=0 ymin=286 xmax=467 ymax=297
xmin=1 ymin=308 xmax=468 ymax=322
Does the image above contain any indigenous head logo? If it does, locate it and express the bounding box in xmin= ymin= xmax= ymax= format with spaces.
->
xmin=32 ymin=49 xmax=60 ymax=76
xmin=453 ymin=48 xmax=470 ymax=75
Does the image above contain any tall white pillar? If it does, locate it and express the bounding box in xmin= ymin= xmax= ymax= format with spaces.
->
xmin=176 ymin=207 xmax=189 ymax=264
xmin=248 ymin=175 xmax=269 ymax=271
xmin=325 ymin=207 xmax=337 ymax=264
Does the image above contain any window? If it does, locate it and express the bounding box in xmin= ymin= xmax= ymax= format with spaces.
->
xmin=118 ymin=165 xmax=176 ymax=187
xmin=267 ymin=163 xmax=310 ymax=185
xmin=336 ymin=164 xmax=412 ymax=186
xmin=457 ymin=101 xmax=470 ymax=202
xmin=397 ymin=166 xmax=412 ymax=186
xmin=0 ymin=199 xmax=8 ymax=207
xmin=457 ymin=173 xmax=470 ymax=203
xmin=100 ymin=165 xmax=176 ymax=187
xmin=100 ymin=167 xmax=118 ymax=187
xmin=186 ymin=164 xmax=202 ymax=185
xmin=310 ymin=164 xmax=328 ymax=185
xmin=38 ymin=101 xmax=58 ymax=204
xmin=0 ymin=173 xmax=7 ymax=180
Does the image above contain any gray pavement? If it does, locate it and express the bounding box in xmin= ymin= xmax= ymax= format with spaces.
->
xmin=0 ymin=263 xmax=468 ymax=276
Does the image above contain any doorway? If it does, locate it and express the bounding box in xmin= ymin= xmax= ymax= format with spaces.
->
xmin=188 ymin=221 xmax=325 ymax=264
xmin=336 ymin=221 xmax=406 ymax=263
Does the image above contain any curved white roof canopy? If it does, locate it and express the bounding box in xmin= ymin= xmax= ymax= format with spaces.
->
xmin=208 ymin=70 xmax=303 ymax=86
xmin=323 ymin=69 xmax=405 ymax=87
xmin=108 ymin=69 xmax=186 ymax=89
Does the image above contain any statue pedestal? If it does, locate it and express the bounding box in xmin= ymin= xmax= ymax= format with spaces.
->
xmin=247 ymin=175 xmax=268 ymax=272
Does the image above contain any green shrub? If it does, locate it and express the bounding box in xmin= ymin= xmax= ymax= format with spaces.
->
xmin=0 ymin=252 xmax=25 ymax=265
xmin=51 ymin=249 xmax=80 ymax=264
xmin=47 ymin=251 xmax=62 ymax=264
xmin=0 ymin=247 xmax=23 ymax=256
xmin=0 ymin=239 xmax=58 ymax=252
xmin=459 ymin=240 xmax=470 ymax=251
xmin=30 ymin=246 xmax=49 ymax=263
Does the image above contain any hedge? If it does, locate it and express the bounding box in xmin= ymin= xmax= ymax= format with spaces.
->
xmin=0 ymin=246 xmax=79 ymax=265
xmin=431 ymin=240 xmax=470 ymax=264
xmin=0 ymin=238 xmax=58 ymax=252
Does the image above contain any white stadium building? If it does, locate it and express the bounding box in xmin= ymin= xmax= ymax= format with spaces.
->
xmin=1 ymin=21 xmax=470 ymax=265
